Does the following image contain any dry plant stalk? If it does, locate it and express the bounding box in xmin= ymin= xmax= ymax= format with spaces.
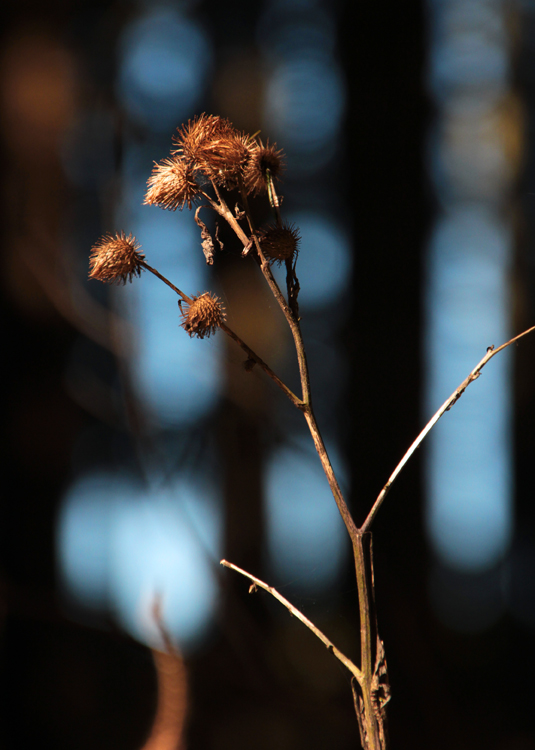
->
xmin=89 ymin=113 xmax=535 ymax=750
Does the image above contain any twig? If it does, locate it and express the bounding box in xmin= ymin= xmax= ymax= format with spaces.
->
xmin=361 ymin=324 xmax=535 ymax=533
xmin=140 ymin=261 xmax=302 ymax=406
xmin=220 ymin=559 xmax=364 ymax=685
xmin=233 ymin=180 xmax=359 ymax=543
xmin=302 ymin=408 xmax=360 ymax=543
xmin=219 ymin=176 xmax=381 ymax=748
xmin=141 ymin=261 xmax=192 ymax=304
xmin=237 ymin=178 xmax=312 ymax=406
xmin=219 ymin=321 xmax=302 ymax=406
xmin=142 ymin=597 xmax=187 ymax=750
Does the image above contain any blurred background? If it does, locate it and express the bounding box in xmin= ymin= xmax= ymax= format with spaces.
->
xmin=1 ymin=0 xmax=535 ymax=748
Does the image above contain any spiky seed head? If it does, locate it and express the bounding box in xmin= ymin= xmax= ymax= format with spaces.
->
xmin=89 ymin=232 xmax=145 ymax=284
xmin=174 ymin=114 xmax=227 ymax=159
xmin=244 ymin=140 xmax=285 ymax=195
xmin=144 ymin=156 xmax=200 ymax=210
xmin=173 ymin=113 xmax=250 ymax=188
xmin=180 ymin=292 xmax=225 ymax=339
xmin=258 ymin=223 xmax=300 ymax=264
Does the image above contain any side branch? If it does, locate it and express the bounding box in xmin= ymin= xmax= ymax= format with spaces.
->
xmin=202 ymin=181 xmax=312 ymax=406
xmin=220 ymin=559 xmax=364 ymax=686
xmin=141 ymin=261 xmax=302 ymax=407
xmin=141 ymin=261 xmax=192 ymax=303
xmin=219 ymin=321 xmax=302 ymax=407
xmin=361 ymin=324 xmax=535 ymax=533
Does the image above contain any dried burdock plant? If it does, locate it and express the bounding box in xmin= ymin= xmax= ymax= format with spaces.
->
xmin=179 ymin=292 xmax=225 ymax=339
xmin=88 ymin=113 xmax=535 ymax=750
xmin=243 ymin=139 xmax=285 ymax=195
xmin=173 ymin=113 xmax=250 ymax=188
xmin=144 ymin=156 xmax=201 ymax=211
xmin=89 ymin=232 xmax=145 ymax=285
xmin=257 ymin=222 xmax=300 ymax=265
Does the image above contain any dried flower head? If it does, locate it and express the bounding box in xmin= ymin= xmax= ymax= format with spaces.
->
xmin=173 ymin=114 xmax=250 ymax=188
xmin=257 ymin=223 xmax=300 ymax=265
xmin=144 ymin=156 xmax=200 ymax=210
xmin=89 ymin=232 xmax=145 ymax=284
xmin=180 ymin=292 xmax=225 ymax=339
xmin=244 ymin=140 xmax=285 ymax=195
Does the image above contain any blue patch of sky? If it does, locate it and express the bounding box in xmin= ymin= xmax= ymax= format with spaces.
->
xmin=58 ymin=2 xmax=224 ymax=650
xmin=263 ymin=55 xmax=345 ymax=172
xmin=258 ymin=2 xmax=351 ymax=593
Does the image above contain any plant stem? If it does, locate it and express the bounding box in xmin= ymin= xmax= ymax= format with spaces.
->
xmin=219 ymin=320 xmax=301 ymax=406
xmin=140 ymin=261 xmax=301 ymax=406
xmin=141 ymin=261 xmax=192 ymax=303
xmin=237 ymin=180 xmax=311 ymax=402
xmin=302 ymin=407 xmax=359 ymax=543
xmin=217 ymin=179 xmax=385 ymax=748
xmin=220 ymin=559 xmax=364 ymax=685
xmin=201 ymin=186 xmax=250 ymax=246
xmin=361 ymin=323 xmax=535 ymax=533
xmin=353 ymin=535 xmax=382 ymax=750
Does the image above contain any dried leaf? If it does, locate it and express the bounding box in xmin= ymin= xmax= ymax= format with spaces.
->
xmin=215 ymin=222 xmax=224 ymax=251
xmin=194 ymin=206 xmax=215 ymax=265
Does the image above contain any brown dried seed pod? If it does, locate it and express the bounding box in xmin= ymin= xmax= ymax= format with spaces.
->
xmin=257 ymin=223 xmax=300 ymax=265
xmin=180 ymin=292 xmax=225 ymax=339
xmin=89 ymin=232 xmax=145 ymax=284
xmin=174 ymin=114 xmax=229 ymax=160
xmin=244 ymin=140 xmax=285 ymax=196
xmin=144 ymin=156 xmax=200 ymax=210
xmin=173 ymin=113 xmax=250 ymax=187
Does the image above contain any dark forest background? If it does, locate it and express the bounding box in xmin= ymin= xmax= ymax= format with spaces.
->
xmin=1 ymin=1 xmax=535 ymax=749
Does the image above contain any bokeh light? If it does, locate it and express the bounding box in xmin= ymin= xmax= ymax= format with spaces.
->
xmin=265 ymin=438 xmax=349 ymax=592
xmin=58 ymin=471 xmax=222 ymax=650
xmin=117 ymin=6 xmax=211 ymax=132
xmin=424 ymin=0 xmax=515 ymax=613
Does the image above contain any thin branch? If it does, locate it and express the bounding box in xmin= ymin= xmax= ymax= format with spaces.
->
xmin=361 ymin=324 xmax=535 ymax=533
xmin=201 ymin=185 xmax=250 ymax=246
xmin=214 ymin=179 xmax=360 ymax=547
xmin=219 ymin=321 xmax=302 ymax=406
xmin=141 ymin=261 xmax=192 ymax=303
xmin=302 ymin=408 xmax=360 ymax=544
xmin=220 ymin=559 xmax=364 ymax=685
xmin=142 ymin=597 xmax=187 ymax=750
xmin=237 ymin=178 xmax=312 ymax=406
xmin=140 ymin=261 xmax=302 ymax=406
